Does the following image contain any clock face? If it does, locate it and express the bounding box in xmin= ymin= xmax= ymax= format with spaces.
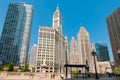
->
xmin=53 ymin=16 xmax=61 ymax=27
xmin=54 ymin=20 xmax=58 ymax=24
xmin=54 ymin=17 xmax=58 ymax=21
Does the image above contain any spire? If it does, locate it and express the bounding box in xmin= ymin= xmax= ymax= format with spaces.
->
xmin=55 ymin=4 xmax=60 ymax=12
xmin=52 ymin=6 xmax=62 ymax=33
xmin=79 ymin=23 xmax=86 ymax=33
xmin=79 ymin=26 xmax=86 ymax=33
xmin=56 ymin=4 xmax=59 ymax=10
xmin=70 ymin=37 xmax=77 ymax=54
xmin=78 ymin=25 xmax=89 ymax=37
xmin=53 ymin=6 xmax=61 ymax=17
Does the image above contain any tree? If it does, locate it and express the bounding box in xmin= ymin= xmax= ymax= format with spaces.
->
xmin=8 ymin=62 xmax=13 ymax=71
xmin=0 ymin=62 xmax=14 ymax=71
xmin=24 ymin=64 xmax=29 ymax=72
xmin=21 ymin=64 xmax=30 ymax=72
xmin=70 ymin=70 xmax=79 ymax=78
xmin=0 ymin=66 xmax=3 ymax=71
xmin=3 ymin=62 xmax=14 ymax=71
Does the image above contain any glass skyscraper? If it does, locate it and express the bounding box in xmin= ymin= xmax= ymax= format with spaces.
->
xmin=95 ymin=43 xmax=110 ymax=62
xmin=0 ymin=2 xmax=33 ymax=66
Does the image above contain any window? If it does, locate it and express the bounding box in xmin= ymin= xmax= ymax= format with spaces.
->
xmin=37 ymin=67 xmax=40 ymax=69
xmin=118 ymin=53 xmax=120 ymax=59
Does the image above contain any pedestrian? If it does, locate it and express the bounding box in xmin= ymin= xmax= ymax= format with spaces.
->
xmin=60 ymin=74 xmax=64 ymax=79
xmin=88 ymin=74 xmax=90 ymax=78
xmin=30 ymin=73 xmax=33 ymax=78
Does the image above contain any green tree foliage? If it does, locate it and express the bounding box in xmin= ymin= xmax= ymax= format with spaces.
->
xmin=21 ymin=64 xmax=30 ymax=72
xmin=0 ymin=66 xmax=3 ymax=71
xmin=0 ymin=62 xmax=14 ymax=71
xmin=114 ymin=68 xmax=120 ymax=74
xmin=8 ymin=62 xmax=13 ymax=71
xmin=70 ymin=70 xmax=79 ymax=76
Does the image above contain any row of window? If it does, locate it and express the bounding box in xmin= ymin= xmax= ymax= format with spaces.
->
xmin=37 ymin=55 xmax=53 ymax=57
xmin=37 ymin=57 xmax=53 ymax=60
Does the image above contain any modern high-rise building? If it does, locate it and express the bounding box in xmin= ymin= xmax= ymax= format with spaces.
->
xmin=95 ymin=43 xmax=110 ymax=61
xmin=30 ymin=44 xmax=37 ymax=66
xmin=0 ymin=2 xmax=33 ymax=66
xmin=36 ymin=6 xmax=68 ymax=73
xmin=106 ymin=7 xmax=120 ymax=67
xmin=77 ymin=26 xmax=94 ymax=73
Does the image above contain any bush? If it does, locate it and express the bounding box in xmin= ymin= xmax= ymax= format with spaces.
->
xmin=113 ymin=68 xmax=120 ymax=77
xmin=114 ymin=68 xmax=120 ymax=74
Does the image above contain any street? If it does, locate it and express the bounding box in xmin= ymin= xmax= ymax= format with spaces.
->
xmin=0 ymin=77 xmax=119 ymax=80
xmin=65 ymin=77 xmax=119 ymax=80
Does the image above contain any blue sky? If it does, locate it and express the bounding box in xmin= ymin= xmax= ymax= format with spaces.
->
xmin=0 ymin=0 xmax=120 ymax=61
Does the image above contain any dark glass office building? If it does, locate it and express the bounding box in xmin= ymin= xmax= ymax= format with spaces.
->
xmin=0 ymin=2 xmax=33 ymax=66
xmin=95 ymin=43 xmax=110 ymax=62
xmin=106 ymin=7 xmax=120 ymax=67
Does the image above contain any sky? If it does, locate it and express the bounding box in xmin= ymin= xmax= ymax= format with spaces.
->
xmin=0 ymin=0 xmax=120 ymax=61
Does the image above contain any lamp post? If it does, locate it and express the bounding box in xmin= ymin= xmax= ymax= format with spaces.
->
xmin=91 ymin=50 xmax=99 ymax=79
xmin=86 ymin=60 xmax=89 ymax=78
xmin=65 ymin=38 xmax=68 ymax=79
xmin=65 ymin=47 xmax=68 ymax=79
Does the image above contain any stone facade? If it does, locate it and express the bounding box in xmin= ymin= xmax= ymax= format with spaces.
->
xmin=36 ymin=7 xmax=68 ymax=73
xmin=30 ymin=44 xmax=37 ymax=66
xmin=69 ymin=27 xmax=96 ymax=73
xmin=69 ymin=37 xmax=80 ymax=64
xmin=97 ymin=61 xmax=112 ymax=74
xmin=77 ymin=27 xmax=94 ymax=73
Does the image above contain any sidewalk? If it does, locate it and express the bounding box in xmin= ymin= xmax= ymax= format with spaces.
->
xmin=64 ymin=77 xmax=119 ymax=80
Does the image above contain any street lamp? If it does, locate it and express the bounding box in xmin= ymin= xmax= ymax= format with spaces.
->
xmin=91 ymin=50 xmax=99 ymax=79
xmin=85 ymin=60 xmax=89 ymax=78
xmin=65 ymin=38 xmax=68 ymax=79
xmin=65 ymin=47 xmax=68 ymax=79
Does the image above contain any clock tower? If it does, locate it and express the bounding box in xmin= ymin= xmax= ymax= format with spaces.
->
xmin=52 ymin=6 xmax=62 ymax=34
